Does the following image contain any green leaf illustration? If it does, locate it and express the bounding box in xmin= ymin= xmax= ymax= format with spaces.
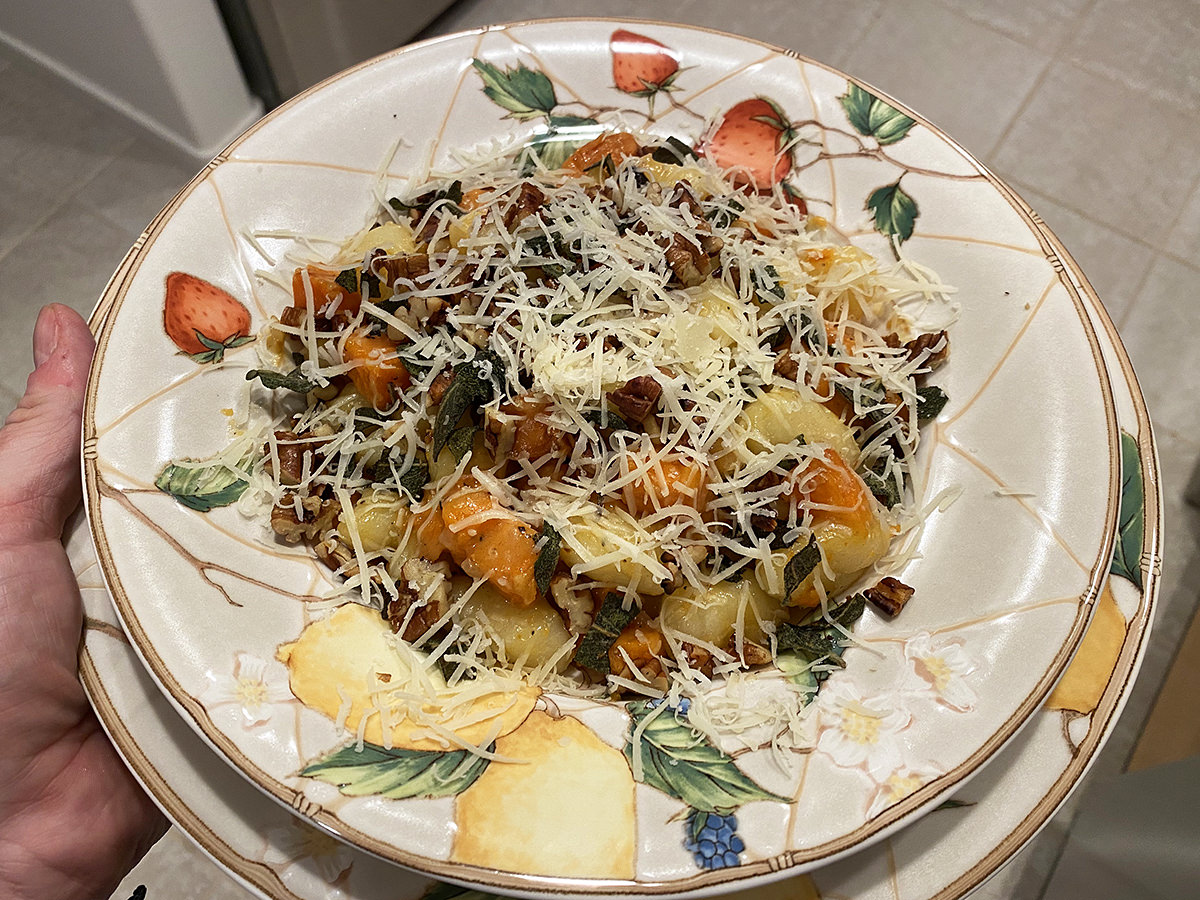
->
xmin=1110 ymin=430 xmax=1145 ymax=589
xmin=472 ymin=59 xmax=558 ymax=120
xmin=155 ymin=457 xmax=250 ymax=513
xmin=867 ymin=182 xmax=919 ymax=243
xmin=422 ymin=884 xmax=507 ymax=900
xmin=774 ymin=651 xmax=820 ymax=695
xmin=840 ymin=83 xmax=916 ymax=145
xmin=934 ymin=798 xmax=976 ymax=811
xmin=302 ymin=742 xmax=490 ymax=799
xmin=625 ymin=702 xmax=790 ymax=814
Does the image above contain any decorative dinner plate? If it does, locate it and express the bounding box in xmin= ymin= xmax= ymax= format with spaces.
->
xmin=83 ymin=19 xmax=1121 ymax=895
xmin=77 ymin=224 xmax=1159 ymax=900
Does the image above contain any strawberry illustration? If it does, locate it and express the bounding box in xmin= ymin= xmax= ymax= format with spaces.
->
xmin=610 ymin=29 xmax=680 ymax=98
xmin=163 ymin=272 xmax=254 ymax=363
xmin=697 ymin=97 xmax=795 ymax=191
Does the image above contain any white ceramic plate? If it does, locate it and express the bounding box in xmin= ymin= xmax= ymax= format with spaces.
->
xmin=83 ymin=19 xmax=1121 ymax=895
xmin=77 ymin=228 xmax=1159 ymax=900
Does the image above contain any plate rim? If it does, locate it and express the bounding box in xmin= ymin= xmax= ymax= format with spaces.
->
xmin=80 ymin=16 xmax=1124 ymax=894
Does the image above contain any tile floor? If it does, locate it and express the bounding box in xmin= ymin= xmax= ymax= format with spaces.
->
xmin=0 ymin=0 xmax=1197 ymax=897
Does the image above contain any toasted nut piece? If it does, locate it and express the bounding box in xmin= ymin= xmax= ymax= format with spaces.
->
xmin=608 ymin=375 xmax=662 ymax=423
xmin=864 ymin=576 xmax=915 ymax=617
xmin=428 ymin=368 xmax=454 ymax=405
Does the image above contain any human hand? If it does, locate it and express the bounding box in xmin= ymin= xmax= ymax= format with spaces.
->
xmin=0 ymin=304 xmax=167 ymax=899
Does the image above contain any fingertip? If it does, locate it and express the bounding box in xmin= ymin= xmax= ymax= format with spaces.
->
xmin=30 ymin=304 xmax=96 ymax=392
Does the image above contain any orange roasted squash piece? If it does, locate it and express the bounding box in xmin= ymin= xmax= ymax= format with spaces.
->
xmin=624 ymin=454 xmax=708 ymax=517
xmin=563 ymin=132 xmax=642 ymax=174
xmin=796 ymin=448 xmax=877 ymax=532
xmin=439 ymin=485 xmax=540 ymax=608
xmin=342 ymin=330 xmax=410 ymax=410
xmin=292 ymin=266 xmax=362 ymax=317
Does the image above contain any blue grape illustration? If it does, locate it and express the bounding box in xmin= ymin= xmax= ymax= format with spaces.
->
xmin=683 ymin=808 xmax=745 ymax=870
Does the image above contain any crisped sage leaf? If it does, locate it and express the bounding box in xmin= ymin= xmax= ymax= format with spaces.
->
xmin=301 ymin=742 xmax=490 ymax=799
xmin=246 ymin=368 xmax=318 ymax=393
xmin=775 ymin=594 xmax=867 ymax=665
xmin=431 ymin=350 xmax=506 ymax=459
xmin=624 ymin=701 xmax=790 ymax=813
xmin=783 ymin=535 xmax=822 ymax=601
xmin=582 ymin=407 xmax=631 ymax=432
xmin=916 ymin=384 xmax=949 ymax=421
xmin=534 ymin=522 xmax=561 ymax=596
xmin=446 ymin=424 xmax=477 ymax=462
xmin=651 ymin=136 xmax=697 ymax=164
xmin=397 ymin=459 xmax=428 ymax=501
xmin=155 ymin=458 xmax=249 ymax=513
xmin=335 ymin=267 xmax=359 ymax=294
xmin=574 ymin=592 xmax=637 ymax=673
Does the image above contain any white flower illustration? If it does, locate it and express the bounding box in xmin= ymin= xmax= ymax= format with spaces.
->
xmin=815 ymin=679 xmax=912 ymax=780
xmin=200 ymin=651 xmax=292 ymax=727
xmin=866 ymin=762 xmax=942 ymax=818
xmin=264 ymin=820 xmax=353 ymax=885
xmin=903 ymin=633 xmax=977 ymax=712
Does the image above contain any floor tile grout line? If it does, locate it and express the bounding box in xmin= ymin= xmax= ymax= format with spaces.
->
xmin=0 ymin=134 xmax=137 ymax=269
xmin=984 ymin=0 xmax=1101 ymax=161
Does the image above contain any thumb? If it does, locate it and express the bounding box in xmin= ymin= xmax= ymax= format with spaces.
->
xmin=0 ymin=304 xmax=96 ymax=544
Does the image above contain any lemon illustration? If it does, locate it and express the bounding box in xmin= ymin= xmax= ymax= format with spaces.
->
xmin=276 ymin=603 xmax=537 ymax=750
xmin=1046 ymin=584 xmax=1126 ymax=715
xmin=451 ymin=710 xmax=636 ymax=878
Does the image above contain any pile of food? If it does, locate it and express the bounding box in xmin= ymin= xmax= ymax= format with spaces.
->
xmin=246 ymin=131 xmax=951 ymax=703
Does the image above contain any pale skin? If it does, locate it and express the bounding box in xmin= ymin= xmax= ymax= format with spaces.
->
xmin=0 ymin=304 xmax=166 ymax=899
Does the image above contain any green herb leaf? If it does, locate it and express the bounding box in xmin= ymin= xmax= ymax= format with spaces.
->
xmin=916 ymin=384 xmax=949 ymax=421
xmin=651 ymin=136 xmax=697 ymax=164
xmin=574 ymin=593 xmax=637 ymax=673
xmin=472 ymin=59 xmax=558 ymax=119
xmin=398 ymin=459 xmax=429 ymax=501
xmin=776 ymin=594 xmax=867 ymax=665
xmin=624 ymin=701 xmax=790 ymax=813
xmin=706 ymin=197 xmax=744 ymax=229
xmin=861 ymin=456 xmax=903 ymax=509
xmin=750 ymin=263 xmax=786 ymax=301
xmin=246 ymin=368 xmax=318 ymax=393
xmin=840 ymin=84 xmax=916 ymax=145
xmin=446 ymin=423 xmax=477 ymax=462
xmin=582 ymin=407 xmax=632 ymax=432
xmin=335 ymin=267 xmax=359 ymax=294
xmin=867 ymin=181 xmax=919 ymax=244
xmin=783 ymin=535 xmax=822 ymax=601
xmin=431 ymin=350 xmax=506 ymax=459
xmin=534 ymin=522 xmax=561 ymax=596
xmin=301 ymin=742 xmax=490 ymax=799
xmin=1110 ymin=430 xmax=1145 ymax=589
xmin=155 ymin=458 xmax=249 ymax=513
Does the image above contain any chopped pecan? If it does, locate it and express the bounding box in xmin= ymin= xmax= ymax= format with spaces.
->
xmin=904 ymin=330 xmax=949 ymax=371
xmin=385 ymin=581 xmax=422 ymax=634
xmin=680 ymin=642 xmax=715 ymax=677
xmin=371 ymin=251 xmax=431 ymax=287
xmin=271 ymin=431 xmax=307 ymax=485
xmin=698 ymin=232 xmax=725 ymax=256
xmin=750 ymin=513 xmax=778 ymax=535
xmin=773 ymin=351 xmax=800 ymax=381
xmin=608 ymin=375 xmax=663 ymax=423
xmin=665 ymin=233 xmax=713 ymax=287
xmin=279 ymin=306 xmax=307 ymax=328
xmin=502 ymin=182 xmax=546 ymax=229
xmin=428 ymin=368 xmax=454 ymax=405
xmin=864 ymin=576 xmax=915 ymax=617
xmin=314 ymin=534 xmax=356 ymax=576
xmin=725 ymin=636 xmax=773 ymax=667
